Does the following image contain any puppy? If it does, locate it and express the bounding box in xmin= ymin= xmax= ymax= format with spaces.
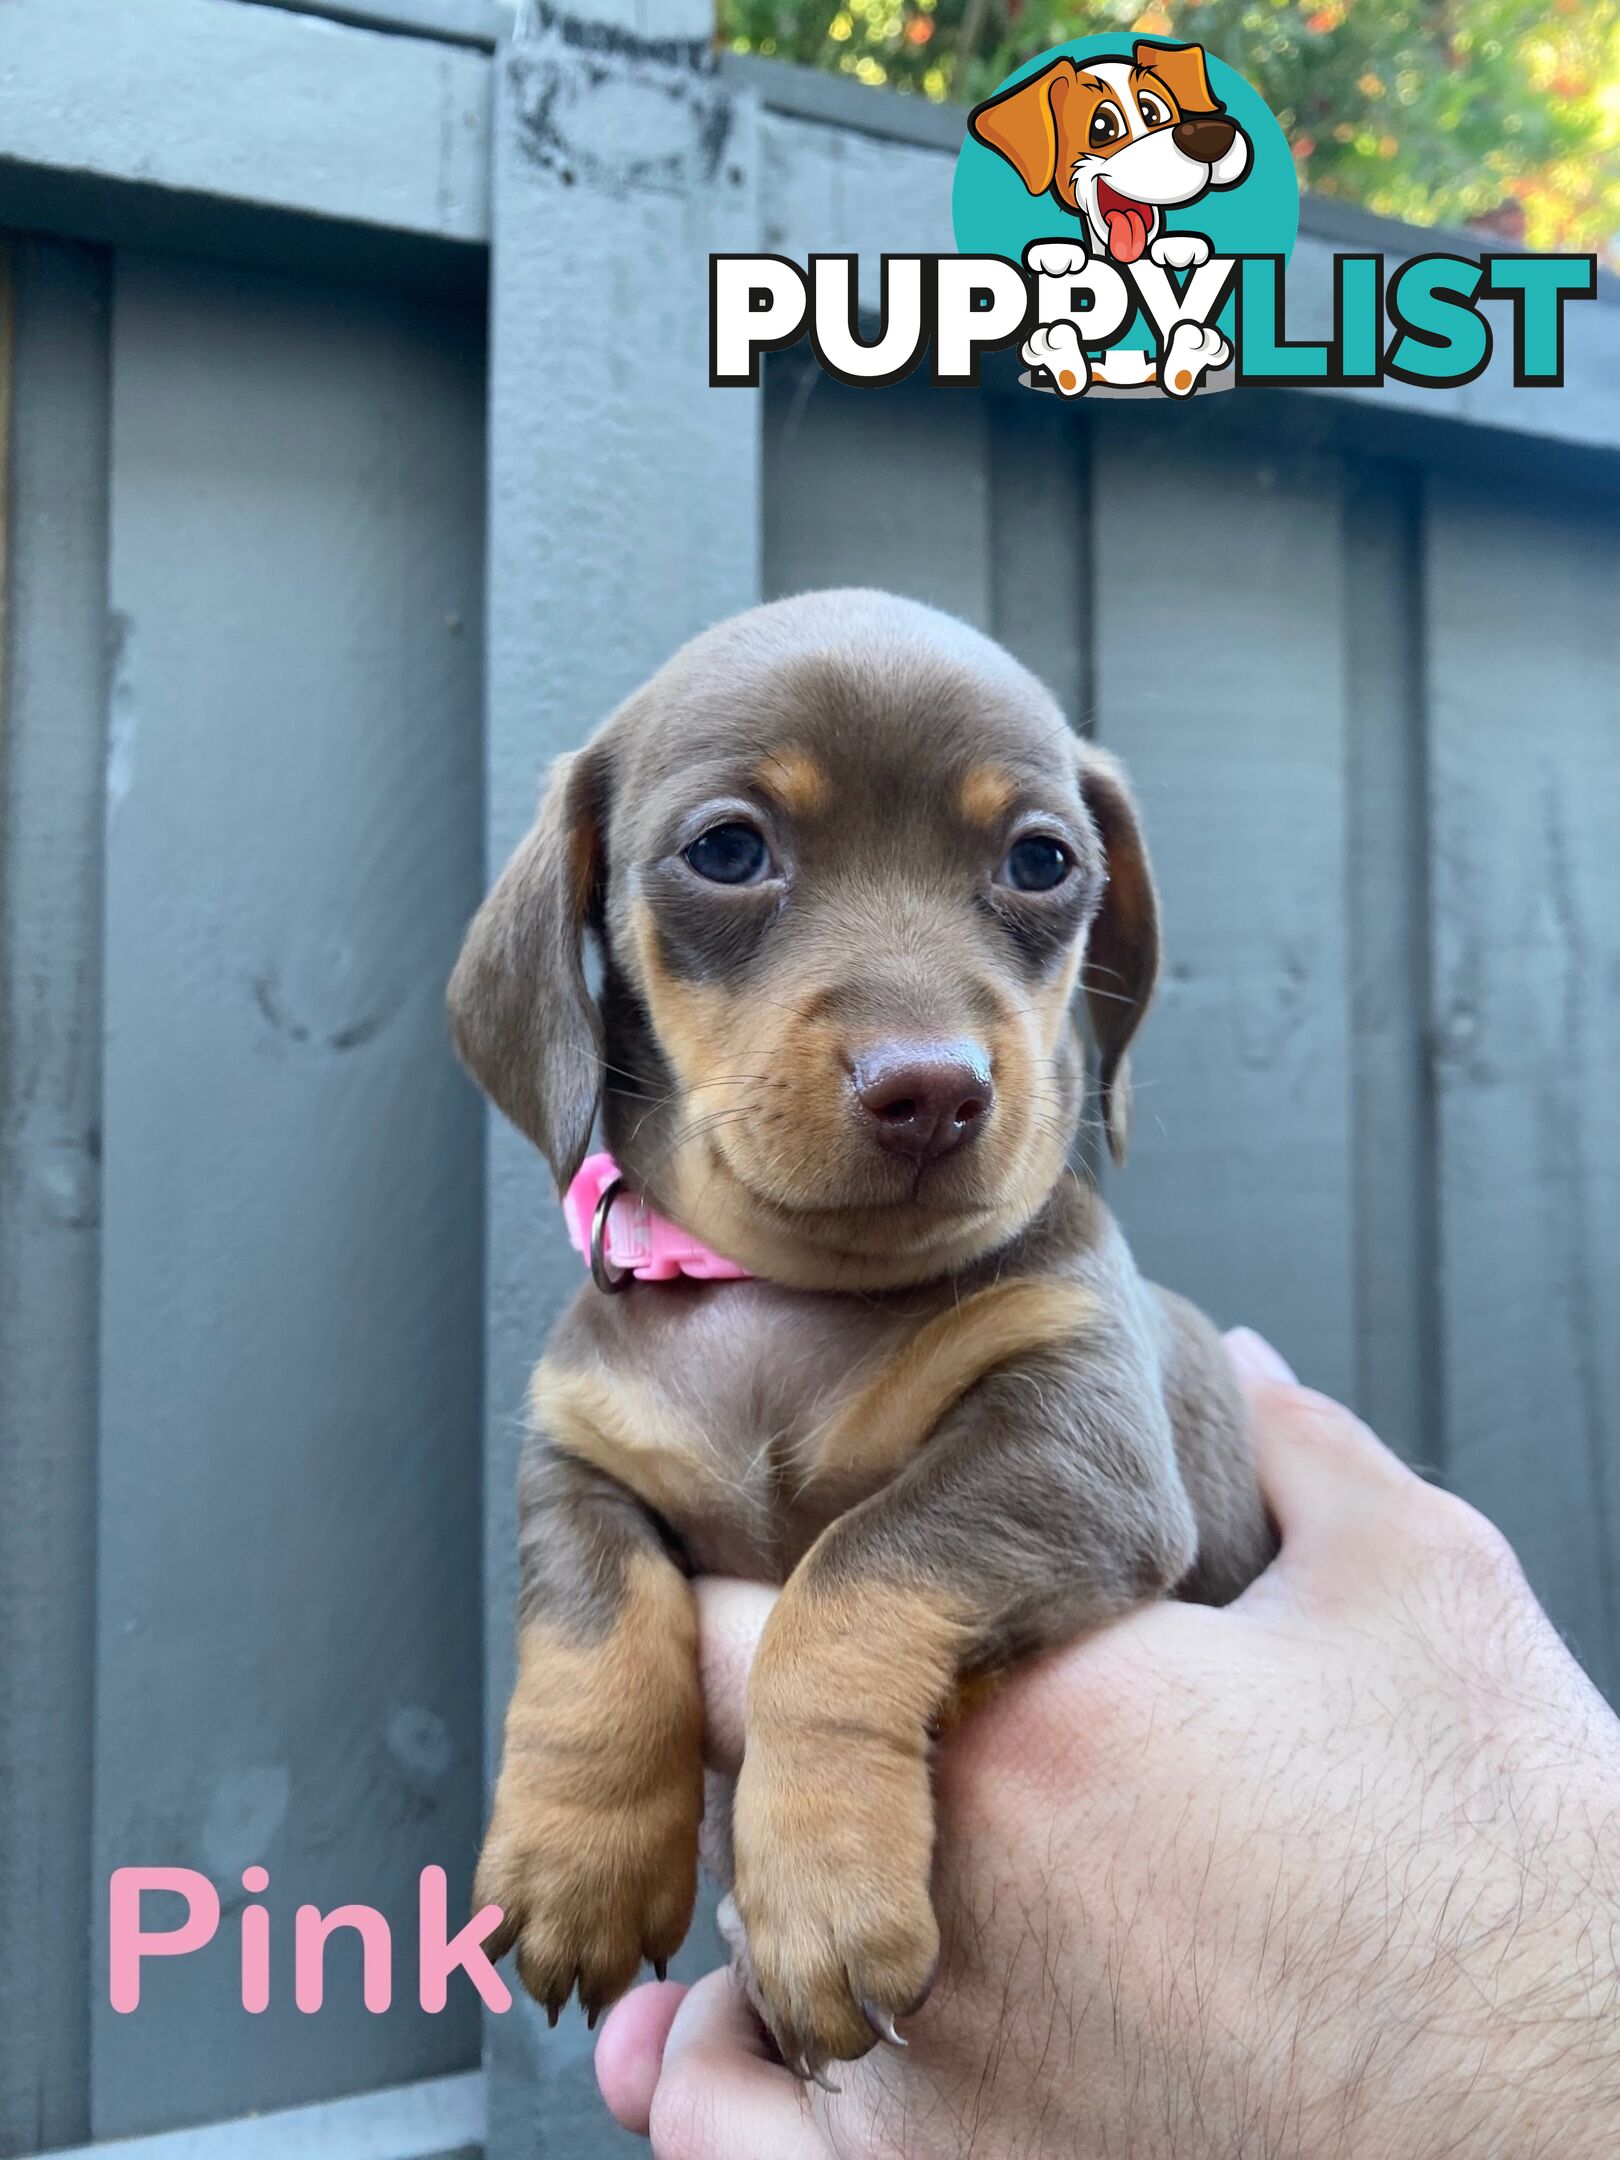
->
xmin=969 ymin=39 xmax=1251 ymax=267
xmin=449 ymin=589 xmax=1273 ymax=2080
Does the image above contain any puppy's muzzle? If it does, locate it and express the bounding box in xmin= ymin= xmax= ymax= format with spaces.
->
xmin=1172 ymin=115 xmax=1237 ymax=162
xmin=849 ymin=1039 xmax=993 ymax=1165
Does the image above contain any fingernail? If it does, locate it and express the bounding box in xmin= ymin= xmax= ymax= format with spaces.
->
xmin=1225 ymin=1327 xmax=1298 ymax=1387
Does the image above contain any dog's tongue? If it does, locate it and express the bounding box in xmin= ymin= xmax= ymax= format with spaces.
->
xmin=1105 ymin=201 xmax=1152 ymax=263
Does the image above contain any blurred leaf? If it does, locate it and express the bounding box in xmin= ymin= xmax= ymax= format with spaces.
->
xmin=719 ymin=0 xmax=1620 ymax=256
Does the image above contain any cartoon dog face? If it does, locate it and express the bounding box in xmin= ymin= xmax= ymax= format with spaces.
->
xmin=969 ymin=41 xmax=1251 ymax=265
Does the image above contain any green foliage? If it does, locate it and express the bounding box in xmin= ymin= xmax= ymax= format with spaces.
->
xmin=719 ymin=0 xmax=1620 ymax=254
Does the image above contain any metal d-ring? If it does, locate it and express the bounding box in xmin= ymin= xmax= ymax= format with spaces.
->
xmin=589 ymin=1176 xmax=631 ymax=1293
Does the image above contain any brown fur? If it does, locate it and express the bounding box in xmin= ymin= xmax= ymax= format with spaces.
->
xmin=477 ymin=1548 xmax=703 ymax=2021
xmin=811 ymin=1276 xmax=1099 ymax=1485
xmin=968 ymin=42 xmax=1226 ymax=212
xmin=733 ymin=1578 xmax=969 ymax=2067
xmin=448 ymin=590 xmax=1275 ymax=2073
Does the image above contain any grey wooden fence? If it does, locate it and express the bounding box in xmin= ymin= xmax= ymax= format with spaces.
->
xmin=1 ymin=3 xmax=1616 ymax=2156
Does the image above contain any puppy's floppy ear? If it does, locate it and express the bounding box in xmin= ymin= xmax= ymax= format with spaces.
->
xmin=1133 ymin=39 xmax=1223 ymax=117
xmin=968 ymin=60 xmax=1077 ymax=196
xmin=447 ymin=742 xmax=611 ymax=1189
xmin=1077 ymin=747 xmax=1159 ymax=1168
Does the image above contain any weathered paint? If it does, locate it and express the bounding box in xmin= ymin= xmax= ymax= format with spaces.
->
xmin=0 ymin=234 xmax=110 ymax=2160
xmin=44 ymin=2069 xmax=483 ymax=2160
xmin=1426 ymin=476 xmax=1620 ymax=1700
xmin=0 ymin=0 xmax=490 ymax=245
xmin=479 ymin=3 xmax=759 ymax=2152
xmin=92 ymin=253 xmax=488 ymax=2137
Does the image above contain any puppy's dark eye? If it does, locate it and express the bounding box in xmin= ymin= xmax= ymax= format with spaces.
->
xmin=684 ymin=821 xmax=771 ymax=885
xmin=1089 ymin=104 xmax=1124 ymax=147
xmin=1000 ymin=835 xmax=1073 ymax=893
xmin=1137 ymin=92 xmax=1168 ymax=128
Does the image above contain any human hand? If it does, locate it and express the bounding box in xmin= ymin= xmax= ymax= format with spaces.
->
xmin=598 ymin=1332 xmax=1620 ymax=2158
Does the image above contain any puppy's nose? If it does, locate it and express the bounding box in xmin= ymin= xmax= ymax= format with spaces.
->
xmin=1173 ymin=115 xmax=1236 ymax=161
xmin=851 ymin=1040 xmax=993 ymax=1163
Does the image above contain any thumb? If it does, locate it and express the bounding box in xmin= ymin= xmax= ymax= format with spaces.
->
xmin=1224 ymin=1328 xmax=1422 ymax=1598
xmin=648 ymin=1968 xmax=830 ymax=2160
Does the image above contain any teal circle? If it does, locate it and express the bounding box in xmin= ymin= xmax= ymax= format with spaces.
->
xmin=952 ymin=38 xmax=1299 ymax=352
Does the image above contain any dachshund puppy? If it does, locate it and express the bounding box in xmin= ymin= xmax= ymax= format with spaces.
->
xmin=449 ymin=588 xmax=1273 ymax=2080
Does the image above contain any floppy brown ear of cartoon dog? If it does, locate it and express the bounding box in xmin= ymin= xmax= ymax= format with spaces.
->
xmin=447 ymin=743 xmax=611 ymax=1188
xmin=968 ymin=59 xmax=1078 ymax=198
xmin=1077 ymin=748 xmax=1159 ymax=1166
xmin=1132 ymin=38 xmax=1224 ymax=118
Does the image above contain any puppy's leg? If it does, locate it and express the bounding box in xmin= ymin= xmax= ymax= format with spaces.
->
xmin=732 ymin=1338 xmax=1198 ymax=2076
xmin=477 ymin=1436 xmax=702 ymax=2024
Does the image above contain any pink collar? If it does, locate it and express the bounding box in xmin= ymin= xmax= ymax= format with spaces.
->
xmin=563 ymin=1152 xmax=754 ymax=1289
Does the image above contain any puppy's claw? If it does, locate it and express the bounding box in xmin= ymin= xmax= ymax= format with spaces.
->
xmin=808 ymin=2062 xmax=842 ymax=2094
xmin=546 ymin=2003 xmax=560 ymax=2030
xmin=653 ymin=1957 xmax=668 ymax=1982
xmin=864 ymin=2002 xmax=907 ymax=2048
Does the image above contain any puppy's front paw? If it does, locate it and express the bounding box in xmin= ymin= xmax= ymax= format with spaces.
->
xmin=479 ymin=1573 xmax=704 ymax=2025
xmin=477 ymin=1741 xmax=701 ymax=2024
xmin=1023 ymin=238 xmax=1091 ymax=279
xmin=1022 ymin=321 xmax=1090 ymax=397
xmin=731 ymin=1727 xmax=938 ymax=2079
xmin=1149 ymin=232 xmax=1212 ymax=271
xmin=1162 ymin=319 xmax=1231 ymax=396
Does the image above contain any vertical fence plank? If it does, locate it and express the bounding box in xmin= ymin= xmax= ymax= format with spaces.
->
xmin=987 ymin=395 xmax=1091 ymax=731
xmin=1344 ymin=466 xmax=1438 ymax=1467
xmin=0 ymin=233 xmax=109 ymax=2160
xmin=482 ymin=9 xmax=761 ymax=2152
xmin=764 ymin=363 xmax=992 ymax=626
xmin=95 ymin=254 xmax=487 ymax=2135
xmin=1426 ymin=478 xmax=1620 ymax=1700
xmin=1091 ymin=422 xmax=1357 ymax=1400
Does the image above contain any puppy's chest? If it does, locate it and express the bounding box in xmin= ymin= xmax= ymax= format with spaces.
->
xmin=545 ymin=1255 xmax=1100 ymax=1580
xmin=541 ymin=1284 xmax=931 ymax=1579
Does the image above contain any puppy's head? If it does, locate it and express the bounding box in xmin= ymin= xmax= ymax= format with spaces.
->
xmin=969 ymin=42 xmax=1251 ymax=264
xmin=449 ymin=590 xmax=1157 ymax=1290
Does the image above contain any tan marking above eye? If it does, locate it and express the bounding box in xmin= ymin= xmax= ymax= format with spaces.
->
xmin=755 ymin=746 xmax=830 ymax=817
xmin=958 ymin=763 xmax=1019 ymax=828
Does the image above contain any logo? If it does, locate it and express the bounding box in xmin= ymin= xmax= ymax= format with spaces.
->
xmin=710 ymin=39 xmax=1596 ymax=398
xmin=957 ymin=38 xmax=1294 ymax=397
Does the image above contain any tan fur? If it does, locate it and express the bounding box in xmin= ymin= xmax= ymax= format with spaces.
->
xmin=476 ymin=1549 xmax=703 ymax=2018
xmin=968 ymin=44 xmax=1222 ymax=210
xmin=958 ymin=762 xmax=1018 ymax=827
xmin=539 ymin=1277 xmax=1098 ymax=1542
xmin=533 ymin=1362 xmax=724 ymax=1527
xmin=812 ymin=1277 xmax=1099 ymax=1483
xmin=1133 ymin=39 xmax=1219 ymax=117
xmin=733 ymin=1576 xmax=972 ymax=2065
xmin=628 ymin=897 xmax=1080 ymax=1293
xmin=757 ymin=746 xmax=830 ymax=817
xmin=628 ymin=898 xmax=736 ymax=1094
xmin=969 ymin=60 xmax=1076 ymax=198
